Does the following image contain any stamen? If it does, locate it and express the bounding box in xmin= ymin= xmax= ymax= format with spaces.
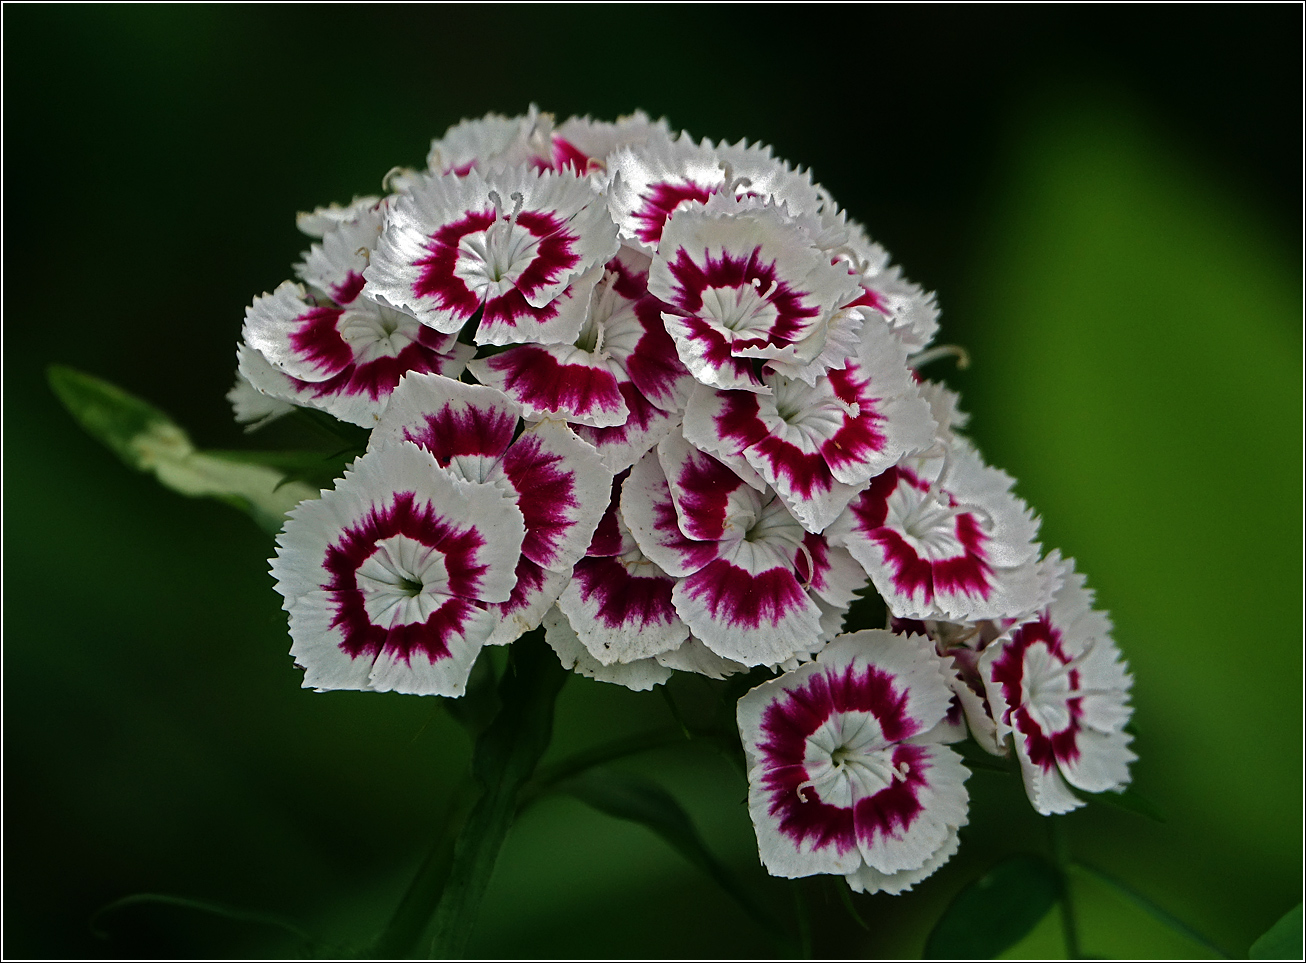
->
xmin=796 ymin=779 xmax=817 ymax=803
xmin=718 ymin=161 xmax=754 ymax=200
xmin=909 ymin=344 xmax=971 ymax=371
xmin=354 ymin=246 xmax=371 ymax=264
xmin=507 ymin=191 xmax=525 ymax=224
xmin=382 ymin=166 xmax=412 ymax=193
xmin=819 ymin=242 xmax=872 ymax=275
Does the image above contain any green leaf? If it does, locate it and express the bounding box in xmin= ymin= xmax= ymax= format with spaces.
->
xmin=559 ymin=766 xmax=788 ymax=947
xmin=1250 ymin=903 xmax=1302 ymax=959
xmin=1072 ymin=859 xmax=1229 ymax=957
xmin=49 ymin=365 xmax=319 ymax=535
xmin=424 ymin=631 xmax=568 ymax=958
xmin=202 ymin=447 xmax=357 ymax=491
xmin=925 ymin=854 xmax=1063 ymax=959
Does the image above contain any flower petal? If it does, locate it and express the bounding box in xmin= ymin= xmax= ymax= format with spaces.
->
xmin=500 ymin=420 xmax=614 ymax=573
xmin=468 ymin=340 xmax=630 ymax=428
xmin=620 ymin=447 xmax=719 ymax=577
xmin=543 ymin=605 xmax=671 ymax=691
xmin=368 ymin=372 xmax=519 ymax=472
xmin=484 ymin=557 xmax=570 ymax=647
xmin=845 ymin=828 xmax=960 ymax=896
xmin=295 ymin=203 xmax=386 ymax=305
xmin=557 ymin=539 xmax=688 ymax=665
xmin=572 ymin=380 xmax=680 ymax=473
xmin=654 ymin=635 xmax=749 ymax=679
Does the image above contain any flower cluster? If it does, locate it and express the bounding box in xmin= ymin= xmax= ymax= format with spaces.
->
xmin=237 ymin=106 xmax=1134 ymax=896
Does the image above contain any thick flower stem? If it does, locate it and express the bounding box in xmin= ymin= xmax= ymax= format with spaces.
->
xmin=1049 ymin=818 xmax=1082 ymax=959
xmin=370 ymin=779 xmax=477 ymax=959
xmin=424 ymin=630 xmax=568 ymax=958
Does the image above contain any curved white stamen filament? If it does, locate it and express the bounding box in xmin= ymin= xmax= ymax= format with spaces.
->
xmin=909 ymin=344 xmax=971 ymax=371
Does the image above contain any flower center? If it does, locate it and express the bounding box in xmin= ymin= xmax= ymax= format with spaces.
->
xmin=1022 ymin=640 xmax=1095 ymax=734
xmin=701 ymin=280 xmax=779 ymax=335
xmin=792 ymin=710 xmax=914 ymax=806
xmin=453 ymin=192 xmax=540 ymax=297
xmin=337 ymin=304 xmax=417 ymax=364
xmin=887 ymin=475 xmax=981 ymax=560
xmin=355 ymin=534 xmax=452 ymax=628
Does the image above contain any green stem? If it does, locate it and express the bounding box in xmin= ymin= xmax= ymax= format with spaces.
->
xmin=792 ymin=880 xmax=813 ymax=959
xmin=518 ymin=728 xmax=688 ymax=810
xmin=90 ymin=893 xmax=315 ymax=950
xmin=1072 ymin=860 xmax=1230 ymax=958
xmin=370 ymin=779 xmax=477 ymax=958
xmin=1049 ymin=819 xmax=1082 ymax=959
xmin=426 ymin=631 xmax=567 ymax=958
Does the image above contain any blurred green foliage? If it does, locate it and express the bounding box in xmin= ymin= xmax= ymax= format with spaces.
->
xmin=4 ymin=5 xmax=1299 ymax=959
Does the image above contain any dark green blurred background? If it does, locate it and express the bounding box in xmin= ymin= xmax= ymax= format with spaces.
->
xmin=4 ymin=5 xmax=1300 ymax=959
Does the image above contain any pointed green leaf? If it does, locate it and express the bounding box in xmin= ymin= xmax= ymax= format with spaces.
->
xmin=925 ymin=854 xmax=1063 ymax=959
xmin=1250 ymin=902 xmax=1301 ymax=960
xmin=560 ymin=767 xmax=788 ymax=946
xmin=49 ymin=365 xmax=319 ymax=535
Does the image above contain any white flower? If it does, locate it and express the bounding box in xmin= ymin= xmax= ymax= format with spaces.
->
xmin=363 ymin=166 xmax=619 ymax=346
xmin=826 ymin=438 xmax=1055 ymax=622
xmin=682 ymin=317 xmax=937 ymax=532
xmin=737 ymin=630 xmax=970 ymax=894
xmin=621 ymin=430 xmax=858 ymax=667
xmin=366 ymin=372 xmax=614 ymax=647
xmin=980 ymin=554 xmax=1135 ymax=815
xmin=270 ymin=442 xmax=525 ymax=697
xmin=648 ymin=199 xmax=861 ymax=394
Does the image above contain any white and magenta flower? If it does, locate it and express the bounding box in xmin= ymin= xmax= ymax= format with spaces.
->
xmin=363 ymin=166 xmax=619 ymax=346
xmin=367 ymin=372 xmax=613 ymax=647
xmin=682 ymin=318 xmax=936 ymax=532
xmin=271 ymin=442 xmax=525 ymax=696
xmin=621 ymin=431 xmax=863 ymax=667
xmin=826 ymin=441 xmax=1054 ymax=623
xmin=606 ymin=132 xmax=826 ymax=253
xmin=555 ymin=471 xmax=690 ymax=666
xmin=427 ymin=106 xmax=668 ymax=177
xmin=239 ymin=279 xmax=474 ymax=428
xmin=980 ymin=555 xmax=1135 ymax=815
xmin=468 ymin=246 xmax=693 ymax=472
xmin=648 ymin=200 xmax=861 ymax=394
xmin=737 ymin=630 xmax=970 ymax=894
